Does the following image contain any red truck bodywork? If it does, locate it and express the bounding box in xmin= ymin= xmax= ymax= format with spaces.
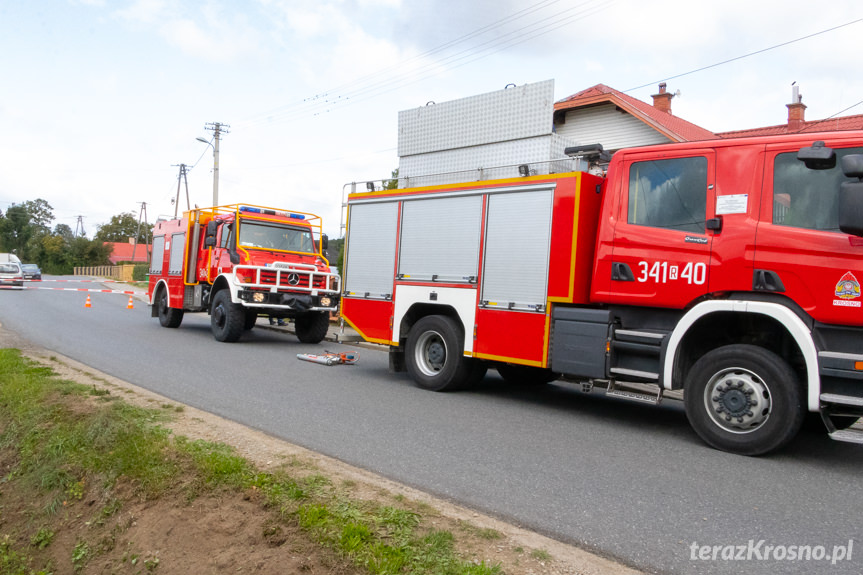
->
xmin=342 ymin=132 xmax=863 ymax=455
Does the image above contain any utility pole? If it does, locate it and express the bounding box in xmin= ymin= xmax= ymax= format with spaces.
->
xmin=131 ymin=202 xmax=149 ymax=264
xmin=203 ymin=122 xmax=229 ymax=207
xmin=74 ymin=215 xmax=85 ymax=238
xmin=171 ymin=163 xmax=190 ymax=217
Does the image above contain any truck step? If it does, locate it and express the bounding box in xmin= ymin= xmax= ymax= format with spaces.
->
xmin=605 ymin=381 xmax=663 ymax=405
xmin=828 ymin=429 xmax=863 ymax=445
xmin=821 ymin=393 xmax=863 ymax=408
xmin=609 ymin=367 xmax=659 ymax=381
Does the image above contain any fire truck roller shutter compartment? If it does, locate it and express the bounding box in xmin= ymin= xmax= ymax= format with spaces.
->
xmin=344 ymin=201 xmax=399 ymax=299
xmin=169 ymin=233 xmax=185 ymax=276
xmin=150 ymin=236 xmax=165 ymax=276
xmin=481 ymin=186 xmax=554 ymax=311
xmin=398 ymin=194 xmax=483 ymax=283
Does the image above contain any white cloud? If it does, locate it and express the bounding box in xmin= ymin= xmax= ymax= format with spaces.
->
xmin=113 ymin=0 xmax=167 ymax=24
xmin=3 ymin=0 xmax=863 ymax=236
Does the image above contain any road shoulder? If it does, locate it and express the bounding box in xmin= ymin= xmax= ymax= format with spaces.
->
xmin=0 ymin=323 xmax=640 ymax=575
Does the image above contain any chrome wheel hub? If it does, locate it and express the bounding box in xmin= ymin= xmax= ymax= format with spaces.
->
xmin=705 ymin=367 xmax=771 ymax=434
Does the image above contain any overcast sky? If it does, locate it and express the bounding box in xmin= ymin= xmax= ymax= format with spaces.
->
xmin=2 ymin=0 xmax=862 ymax=237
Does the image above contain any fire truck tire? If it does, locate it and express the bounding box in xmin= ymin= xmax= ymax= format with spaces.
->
xmin=156 ymin=287 xmax=183 ymax=328
xmin=243 ymin=311 xmax=257 ymax=331
xmin=210 ymin=290 xmax=244 ymax=342
xmin=684 ymin=344 xmax=805 ymax=456
xmin=496 ymin=364 xmax=558 ymax=385
xmin=406 ymin=315 xmax=472 ymax=392
xmin=295 ymin=311 xmax=329 ymax=343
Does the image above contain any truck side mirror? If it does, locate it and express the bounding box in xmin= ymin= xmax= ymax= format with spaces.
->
xmin=839 ymin=154 xmax=863 ymax=237
xmin=797 ymin=141 xmax=836 ymax=170
xmin=321 ymin=234 xmax=329 ymax=251
xmin=203 ymin=220 xmax=218 ymax=248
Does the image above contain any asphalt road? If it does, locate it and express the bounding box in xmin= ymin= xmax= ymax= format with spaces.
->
xmin=1 ymin=277 xmax=861 ymax=575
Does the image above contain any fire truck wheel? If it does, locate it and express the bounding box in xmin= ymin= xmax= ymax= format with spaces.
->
xmin=243 ymin=311 xmax=257 ymax=331
xmin=684 ymin=344 xmax=805 ymax=456
xmin=295 ymin=311 xmax=329 ymax=343
xmin=406 ymin=315 xmax=472 ymax=392
xmin=210 ymin=290 xmax=244 ymax=342
xmin=156 ymin=286 xmax=184 ymax=328
xmin=497 ymin=364 xmax=559 ymax=385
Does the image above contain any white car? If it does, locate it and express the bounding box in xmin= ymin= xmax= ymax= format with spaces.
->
xmin=0 ymin=262 xmax=24 ymax=288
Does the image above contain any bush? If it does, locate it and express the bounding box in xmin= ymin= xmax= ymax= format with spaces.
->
xmin=132 ymin=264 xmax=148 ymax=281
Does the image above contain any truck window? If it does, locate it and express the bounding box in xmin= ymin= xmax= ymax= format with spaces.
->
xmin=219 ymin=223 xmax=232 ymax=248
xmin=239 ymin=222 xmax=314 ymax=253
xmin=773 ymin=147 xmax=862 ymax=231
xmin=627 ymin=156 xmax=707 ymax=234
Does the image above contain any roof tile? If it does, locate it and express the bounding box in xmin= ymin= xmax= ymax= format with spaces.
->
xmin=555 ymin=84 xmax=717 ymax=142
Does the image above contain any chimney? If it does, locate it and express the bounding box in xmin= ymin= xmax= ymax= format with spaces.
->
xmin=652 ymin=82 xmax=673 ymax=114
xmin=786 ymin=84 xmax=806 ymax=131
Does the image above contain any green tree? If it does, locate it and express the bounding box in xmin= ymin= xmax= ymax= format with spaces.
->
xmin=327 ymin=237 xmax=344 ymax=275
xmin=21 ymin=199 xmax=54 ymax=233
xmin=67 ymin=236 xmax=112 ymax=268
xmin=53 ymin=223 xmax=74 ymax=241
xmin=39 ymin=234 xmax=69 ymax=274
xmin=0 ymin=204 xmax=34 ymax=255
xmin=0 ymin=199 xmax=56 ymax=261
xmin=383 ymin=168 xmax=399 ymax=190
xmin=95 ymin=212 xmax=152 ymax=243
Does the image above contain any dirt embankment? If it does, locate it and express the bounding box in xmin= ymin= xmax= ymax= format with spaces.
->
xmin=0 ymin=325 xmax=640 ymax=575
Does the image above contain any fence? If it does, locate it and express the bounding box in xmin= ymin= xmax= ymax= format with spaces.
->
xmin=74 ymin=264 xmax=139 ymax=282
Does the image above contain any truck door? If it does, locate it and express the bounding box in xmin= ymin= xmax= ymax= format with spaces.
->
xmin=603 ymin=151 xmax=715 ymax=309
xmin=754 ymin=142 xmax=863 ymax=326
xmin=208 ymin=221 xmax=233 ymax=279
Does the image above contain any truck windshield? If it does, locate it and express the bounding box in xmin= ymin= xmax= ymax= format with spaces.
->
xmin=239 ymin=221 xmax=315 ymax=253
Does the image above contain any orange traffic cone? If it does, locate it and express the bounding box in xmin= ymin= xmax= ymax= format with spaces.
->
xmin=84 ymin=295 xmax=91 ymax=308
xmin=127 ymin=296 xmax=134 ymax=309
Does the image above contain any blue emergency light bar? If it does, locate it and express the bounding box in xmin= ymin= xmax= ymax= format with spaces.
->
xmin=239 ymin=206 xmax=305 ymax=220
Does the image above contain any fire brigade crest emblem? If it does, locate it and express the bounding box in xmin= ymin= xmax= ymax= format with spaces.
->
xmin=835 ymin=272 xmax=861 ymax=300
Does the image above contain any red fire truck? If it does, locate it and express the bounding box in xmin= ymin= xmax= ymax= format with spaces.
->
xmin=341 ymin=132 xmax=863 ymax=455
xmin=149 ymin=204 xmax=340 ymax=343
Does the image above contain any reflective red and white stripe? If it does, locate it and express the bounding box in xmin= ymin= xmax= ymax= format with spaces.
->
xmin=0 ymin=285 xmax=140 ymax=295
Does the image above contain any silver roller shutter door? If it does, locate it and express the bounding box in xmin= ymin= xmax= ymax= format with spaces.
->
xmin=398 ymin=195 xmax=482 ymax=282
xmin=345 ymin=202 xmax=399 ymax=298
xmin=169 ymin=233 xmax=186 ymax=276
xmin=150 ymin=236 xmax=165 ymax=275
xmin=481 ymin=188 xmax=554 ymax=311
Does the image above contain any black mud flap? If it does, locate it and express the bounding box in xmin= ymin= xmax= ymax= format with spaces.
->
xmin=280 ymin=294 xmax=313 ymax=311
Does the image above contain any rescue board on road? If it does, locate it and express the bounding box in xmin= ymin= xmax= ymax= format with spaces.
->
xmin=297 ymin=351 xmax=359 ymax=366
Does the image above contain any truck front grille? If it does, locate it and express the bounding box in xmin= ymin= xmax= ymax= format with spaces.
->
xmin=259 ymin=269 xmax=326 ymax=289
xmin=233 ymin=264 xmax=339 ymax=295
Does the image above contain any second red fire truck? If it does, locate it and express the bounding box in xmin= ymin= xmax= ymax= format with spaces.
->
xmin=149 ymin=204 xmax=340 ymax=343
xmin=341 ymin=132 xmax=863 ymax=455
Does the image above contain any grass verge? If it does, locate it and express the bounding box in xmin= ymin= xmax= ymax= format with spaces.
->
xmin=0 ymin=349 xmax=503 ymax=574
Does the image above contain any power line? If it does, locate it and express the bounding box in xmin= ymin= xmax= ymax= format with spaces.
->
xmin=624 ymin=17 xmax=863 ymax=93
xmin=237 ymin=0 xmax=567 ymax=126
xmin=795 ymin=98 xmax=863 ymax=133
xmin=238 ymin=0 xmax=610 ymax=128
